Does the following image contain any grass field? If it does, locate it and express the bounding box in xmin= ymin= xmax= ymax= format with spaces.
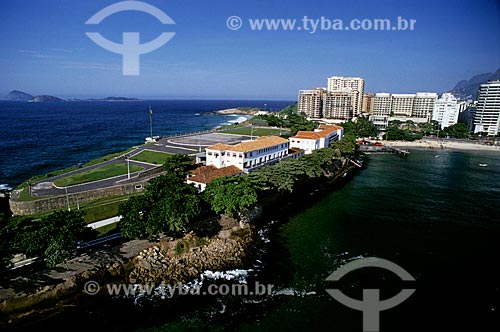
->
xmin=131 ymin=149 xmax=172 ymax=165
xmin=219 ymin=127 xmax=289 ymax=136
xmin=80 ymin=194 xmax=137 ymax=224
xmin=15 ymin=147 xmax=137 ymax=190
xmin=53 ymin=163 xmax=143 ymax=187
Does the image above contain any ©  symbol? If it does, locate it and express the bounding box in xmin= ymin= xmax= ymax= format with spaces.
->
xmin=85 ymin=1 xmax=176 ymax=76
xmin=325 ymin=257 xmax=416 ymax=332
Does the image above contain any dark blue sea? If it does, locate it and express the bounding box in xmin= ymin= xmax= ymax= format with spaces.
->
xmin=0 ymin=100 xmax=292 ymax=187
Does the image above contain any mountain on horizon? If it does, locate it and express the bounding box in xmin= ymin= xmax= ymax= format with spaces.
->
xmin=4 ymin=90 xmax=34 ymax=101
xmin=449 ymin=68 xmax=500 ymax=100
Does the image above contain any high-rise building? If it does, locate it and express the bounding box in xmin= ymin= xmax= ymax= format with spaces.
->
xmin=391 ymin=94 xmax=415 ymax=117
xmin=323 ymin=91 xmax=355 ymax=120
xmin=362 ymin=93 xmax=375 ymax=114
xmin=298 ymin=89 xmax=325 ymax=119
xmin=327 ymin=76 xmax=364 ymax=116
xmin=373 ymin=93 xmax=392 ymax=116
xmin=412 ymin=93 xmax=438 ymax=120
xmin=432 ymin=93 xmax=459 ymax=129
xmin=473 ymin=80 xmax=500 ymax=136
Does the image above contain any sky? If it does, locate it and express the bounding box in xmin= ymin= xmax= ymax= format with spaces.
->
xmin=0 ymin=0 xmax=499 ymax=100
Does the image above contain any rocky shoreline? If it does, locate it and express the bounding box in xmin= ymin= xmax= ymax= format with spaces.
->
xmin=0 ymin=216 xmax=257 ymax=329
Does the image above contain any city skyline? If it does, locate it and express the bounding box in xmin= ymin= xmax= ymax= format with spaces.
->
xmin=1 ymin=0 xmax=499 ymax=100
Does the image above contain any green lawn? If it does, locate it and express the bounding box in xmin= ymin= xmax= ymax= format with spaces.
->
xmin=80 ymin=194 xmax=137 ymax=224
xmin=15 ymin=147 xmax=137 ymax=190
xmin=219 ymin=127 xmax=290 ymax=136
xmin=53 ymin=163 xmax=143 ymax=187
xmin=130 ymin=149 xmax=172 ymax=165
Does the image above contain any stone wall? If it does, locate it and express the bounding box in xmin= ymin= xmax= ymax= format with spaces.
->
xmin=9 ymin=181 xmax=149 ymax=215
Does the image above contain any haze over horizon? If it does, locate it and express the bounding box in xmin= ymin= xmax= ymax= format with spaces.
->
xmin=1 ymin=0 xmax=499 ymax=100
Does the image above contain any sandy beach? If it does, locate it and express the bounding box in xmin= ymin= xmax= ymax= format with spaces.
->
xmin=384 ymin=139 xmax=500 ymax=152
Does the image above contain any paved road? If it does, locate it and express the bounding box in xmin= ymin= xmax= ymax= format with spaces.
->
xmin=28 ymin=131 xmax=263 ymax=197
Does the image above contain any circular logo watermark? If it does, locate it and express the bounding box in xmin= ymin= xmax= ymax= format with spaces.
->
xmin=325 ymin=257 xmax=416 ymax=332
xmin=84 ymin=280 xmax=100 ymax=295
xmin=226 ymin=16 xmax=243 ymax=30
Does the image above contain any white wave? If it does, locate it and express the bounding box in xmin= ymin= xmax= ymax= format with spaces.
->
xmin=227 ymin=116 xmax=248 ymax=124
xmin=273 ymin=288 xmax=317 ymax=297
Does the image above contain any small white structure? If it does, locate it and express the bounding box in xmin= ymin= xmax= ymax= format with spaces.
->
xmin=432 ymin=93 xmax=460 ymax=129
xmin=205 ymin=136 xmax=290 ymax=172
xmin=289 ymin=124 xmax=344 ymax=154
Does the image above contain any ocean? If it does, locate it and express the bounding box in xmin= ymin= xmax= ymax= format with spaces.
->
xmin=0 ymin=100 xmax=292 ymax=187
xmin=1 ymin=103 xmax=499 ymax=331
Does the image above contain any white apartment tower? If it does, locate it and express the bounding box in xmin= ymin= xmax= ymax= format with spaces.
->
xmin=473 ymin=80 xmax=500 ymax=136
xmin=391 ymin=94 xmax=415 ymax=117
xmin=412 ymin=93 xmax=438 ymax=120
xmin=432 ymin=93 xmax=459 ymax=129
xmin=327 ymin=76 xmax=365 ymax=116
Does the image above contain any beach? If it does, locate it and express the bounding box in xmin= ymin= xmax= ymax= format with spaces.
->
xmin=383 ymin=139 xmax=500 ymax=151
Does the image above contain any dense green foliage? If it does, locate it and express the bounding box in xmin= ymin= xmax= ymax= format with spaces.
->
xmin=118 ymin=174 xmax=201 ymax=238
xmin=162 ymin=154 xmax=195 ymax=177
xmin=384 ymin=120 xmax=423 ymax=141
xmin=340 ymin=117 xmax=379 ymax=138
xmin=118 ymin=154 xmax=201 ymax=238
xmin=204 ymin=177 xmax=258 ymax=216
xmin=1 ymin=210 xmax=88 ymax=267
xmin=439 ymin=123 xmax=469 ymax=139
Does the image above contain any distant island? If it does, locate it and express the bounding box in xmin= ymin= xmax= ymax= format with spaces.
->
xmin=3 ymin=90 xmax=62 ymax=102
xmin=3 ymin=90 xmax=34 ymax=101
xmin=3 ymin=90 xmax=141 ymax=102
xmin=214 ymin=107 xmax=268 ymax=115
xmin=28 ymin=95 xmax=63 ymax=103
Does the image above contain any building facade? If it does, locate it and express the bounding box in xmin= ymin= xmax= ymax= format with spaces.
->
xmin=298 ymin=89 xmax=325 ymax=118
xmin=289 ymin=124 xmax=344 ymax=154
xmin=362 ymin=93 xmax=375 ymax=114
xmin=205 ymin=136 xmax=290 ymax=172
xmin=473 ymin=80 xmax=500 ymax=136
xmin=322 ymin=91 xmax=355 ymax=120
xmin=412 ymin=93 xmax=438 ymax=120
xmin=432 ymin=93 xmax=459 ymax=129
xmin=327 ymin=76 xmax=365 ymax=116
xmin=391 ymin=94 xmax=415 ymax=117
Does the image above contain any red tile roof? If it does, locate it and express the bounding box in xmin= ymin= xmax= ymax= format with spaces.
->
xmin=291 ymin=124 xmax=343 ymax=140
xmin=207 ymin=136 xmax=288 ymax=153
xmin=188 ymin=165 xmax=242 ymax=184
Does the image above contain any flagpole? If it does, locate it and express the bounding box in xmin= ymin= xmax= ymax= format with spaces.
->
xmin=149 ymin=106 xmax=153 ymax=139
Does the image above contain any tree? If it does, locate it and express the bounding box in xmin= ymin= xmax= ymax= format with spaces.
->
xmin=7 ymin=216 xmax=48 ymax=257
xmin=442 ymin=123 xmax=469 ymax=139
xmin=148 ymin=177 xmax=201 ymax=234
xmin=118 ymin=195 xmax=150 ymax=239
xmin=119 ymin=174 xmax=201 ymax=238
xmin=5 ymin=210 xmax=87 ymax=266
xmin=204 ymin=176 xmax=258 ymax=216
xmin=40 ymin=210 xmax=87 ymax=266
xmin=163 ymin=154 xmax=195 ymax=178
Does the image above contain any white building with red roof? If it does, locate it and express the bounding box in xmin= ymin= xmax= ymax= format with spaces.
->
xmin=289 ymin=124 xmax=344 ymax=154
xmin=205 ymin=136 xmax=292 ymax=172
